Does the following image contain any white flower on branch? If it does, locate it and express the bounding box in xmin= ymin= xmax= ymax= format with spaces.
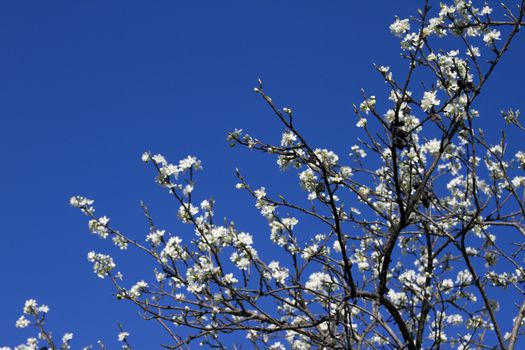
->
xmin=15 ymin=316 xmax=30 ymax=329
xmin=421 ymin=91 xmax=440 ymax=112
xmin=389 ymin=18 xmax=410 ymax=37
xmin=87 ymin=251 xmax=116 ymax=279
xmin=483 ymin=29 xmax=501 ymax=45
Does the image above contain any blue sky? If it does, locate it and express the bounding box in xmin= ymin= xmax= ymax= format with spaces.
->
xmin=1 ymin=1 xmax=525 ymax=348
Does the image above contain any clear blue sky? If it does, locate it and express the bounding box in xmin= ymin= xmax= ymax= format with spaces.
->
xmin=1 ymin=1 xmax=524 ymax=348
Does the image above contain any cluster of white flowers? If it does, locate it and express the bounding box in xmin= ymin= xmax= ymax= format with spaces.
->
xmin=350 ymin=145 xmax=366 ymax=158
xmin=440 ymin=278 xmax=454 ymax=293
xmin=222 ymin=273 xmax=238 ymax=285
xmin=226 ymin=128 xmax=243 ymax=142
xmin=305 ymin=272 xmax=337 ymax=295
xmin=280 ymin=130 xmax=297 ymax=147
xmin=14 ymin=316 xmax=30 ymax=329
xmin=350 ymin=246 xmax=370 ymax=271
xmin=456 ymin=269 xmax=473 ymax=286
xmin=127 ymin=280 xmax=148 ymax=299
xmin=298 ymin=168 xmax=319 ymax=201
xmin=69 ymin=195 xmax=93 ymax=209
xmin=300 ymin=242 xmax=317 ymax=261
xmin=230 ymin=232 xmax=258 ymax=270
xmin=515 ymin=150 xmax=525 ymax=168
xmin=511 ymin=176 xmax=525 ymax=188
xmin=87 ymin=251 xmax=116 ymax=278
xmin=112 ymin=234 xmax=128 ymax=250
xmin=88 ymin=216 xmax=110 ymax=239
xmin=285 ymin=328 xmax=312 ymax=350
xmin=177 ymin=203 xmax=199 ymax=223
xmin=433 ymin=51 xmax=472 ymax=96
xmin=446 ymin=314 xmax=463 ymax=326
xmin=267 ymin=261 xmax=289 ymax=284
xmin=330 ymin=166 xmax=352 ymax=184
xmin=160 ymin=236 xmax=188 ymax=263
xmin=356 ymin=117 xmax=367 ymax=128
xmin=62 ymin=333 xmax=74 ymax=348
xmin=186 ymin=256 xmax=221 ymax=293
xmin=466 ymin=45 xmax=481 ymax=57
xmin=421 ymin=91 xmax=440 ymax=112
xmin=146 ymin=229 xmax=165 ymax=247
xmin=485 ymin=270 xmax=523 ymax=287
xmin=485 ymin=145 xmax=509 ymax=180
xmin=313 ymin=148 xmax=339 ymax=169
xmin=401 ymin=32 xmax=423 ymax=51
xmin=387 ymin=289 xmax=408 ymax=307
xmin=268 ymin=341 xmax=286 ymax=350
xmin=359 ymin=96 xmax=376 ymax=114
xmin=421 ymin=138 xmax=442 ymax=156
xmin=144 ymin=153 xmax=202 ymax=189
xmin=424 ymin=16 xmax=446 ymax=37
xmin=269 ymin=217 xmax=298 ymax=247
xmin=12 ymin=300 xmax=52 ymax=332
xmin=466 ymin=315 xmax=494 ymax=330
xmin=6 ymin=300 xmax=75 ymax=350
xmin=398 ymin=268 xmax=430 ymax=296
xmin=389 ymin=18 xmax=410 ymax=37
xmin=483 ymin=29 xmax=501 ymax=45
xmin=69 ymin=195 xmax=95 ymax=215
xmin=22 ymin=299 xmax=39 ymax=314
xmin=179 ymin=155 xmax=201 ymax=171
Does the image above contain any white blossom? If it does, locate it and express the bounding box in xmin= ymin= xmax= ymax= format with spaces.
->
xmin=146 ymin=229 xmax=165 ymax=247
xmin=387 ymin=290 xmax=407 ymax=307
xmin=356 ymin=118 xmax=367 ymax=128
xmin=350 ymin=145 xmax=366 ymax=158
xmin=389 ymin=18 xmax=410 ymax=37
xmin=87 ymin=251 xmax=116 ymax=278
xmin=23 ymin=299 xmax=38 ymax=315
xmin=483 ymin=29 xmax=501 ymax=45
xmin=305 ymin=272 xmax=337 ymax=294
xmin=359 ymin=96 xmax=376 ymax=114
xmin=421 ymin=91 xmax=440 ymax=112
xmin=15 ymin=316 xmax=30 ymax=329
xmin=128 ymin=280 xmax=148 ymax=298
xmin=62 ymin=333 xmax=74 ymax=345
xmin=268 ymin=261 xmax=289 ymax=284
xmin=118 ymin=331 xmax=130 ymax=342
xmin=281 ymin=130 xmax=297 ymax=147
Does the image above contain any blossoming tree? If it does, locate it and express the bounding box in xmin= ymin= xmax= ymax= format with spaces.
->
xmin=5 ymin=0 xmax=525 ymax=349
